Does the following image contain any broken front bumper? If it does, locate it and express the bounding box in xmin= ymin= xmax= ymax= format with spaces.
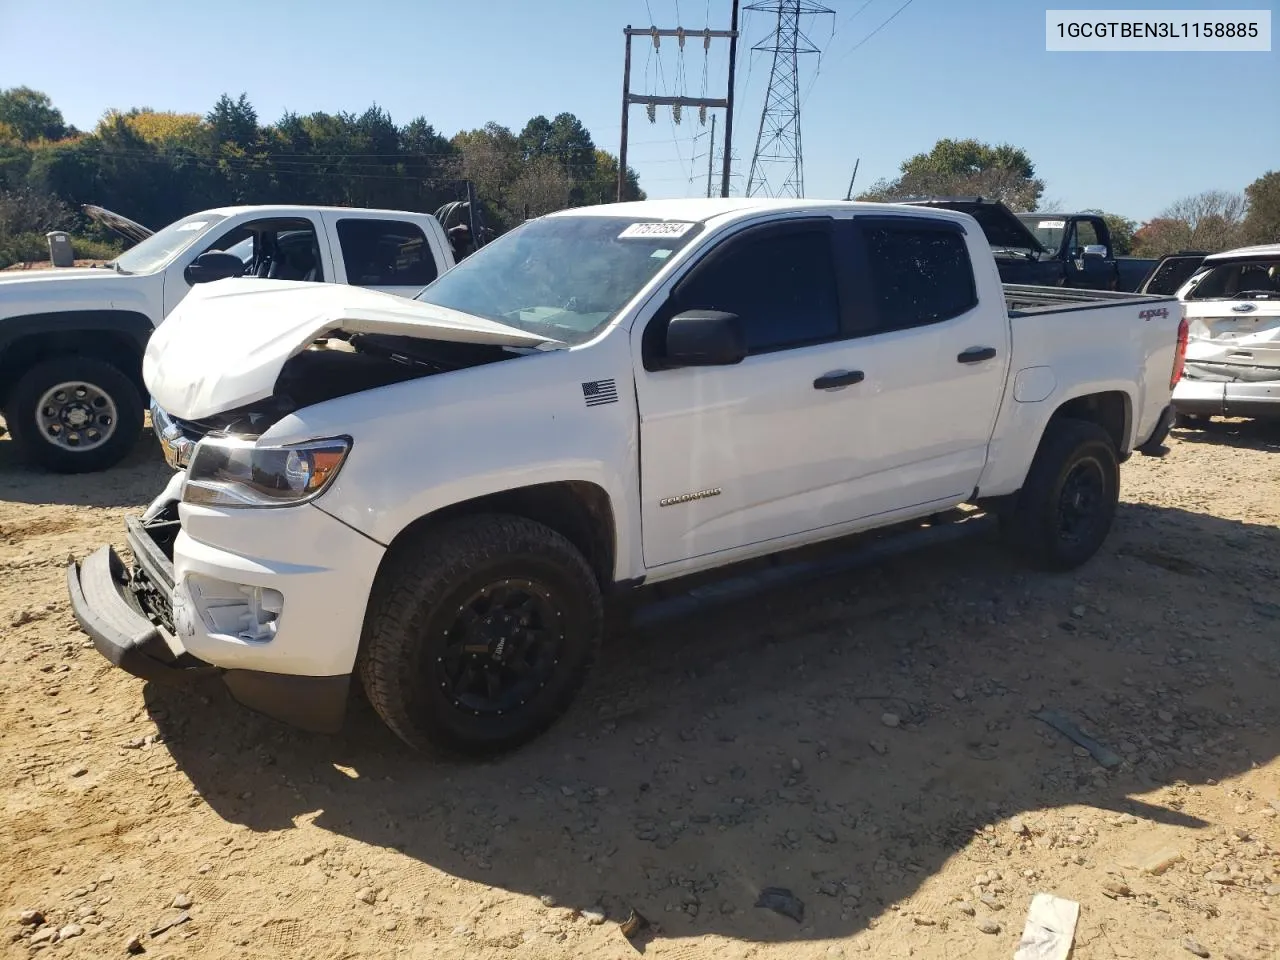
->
xmin=67 ymin=513 xmax=354 ymax=734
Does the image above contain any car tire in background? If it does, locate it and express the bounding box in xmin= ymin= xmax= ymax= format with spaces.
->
xmin=358 ymin=514 xmax=604 ymax=756
xmin=4 ymin=356 xmax=144 ymax=474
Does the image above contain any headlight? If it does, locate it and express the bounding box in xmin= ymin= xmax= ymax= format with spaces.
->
xmin=182 ymin=436 xmax=351 ymax=508
xmin=151 ymin=402 xmax=196 ymax=469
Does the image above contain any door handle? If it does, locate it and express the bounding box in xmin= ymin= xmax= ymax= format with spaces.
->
xmin=957 ymin=347 xmax=997 ymax=364
xmin=813 ymin=370 xmax=865 ymax=390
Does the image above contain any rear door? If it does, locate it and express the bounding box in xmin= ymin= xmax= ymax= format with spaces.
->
xmin=834 ymin=213 xmax=1010 ymax=512
xmin=321 ymin=214 xmax=445 ymax=298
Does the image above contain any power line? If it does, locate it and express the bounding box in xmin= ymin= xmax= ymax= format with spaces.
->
xmin=833 ymin=0 xmax=916 ymax=63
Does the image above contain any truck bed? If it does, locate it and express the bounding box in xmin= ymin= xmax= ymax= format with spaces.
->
xmin=1005 ymin=283 xmax=1174 ymax=316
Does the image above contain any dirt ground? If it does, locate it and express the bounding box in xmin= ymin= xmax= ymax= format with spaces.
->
xmin=2 ymin=418 xmax=1279 ymax=960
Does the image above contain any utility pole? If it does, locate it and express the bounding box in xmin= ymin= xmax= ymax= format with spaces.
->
xmin=843 ymin=158 xmax=860 ymax=201
xmin=617 ymin=10 xmax=741 ymax=202
xmin=705 ymin=114 xmax=718 ymax=198
xmin=721 ymin=0 xmax=739 ymax=198
xmin=745 ymin=0 xmax=833 ymax=198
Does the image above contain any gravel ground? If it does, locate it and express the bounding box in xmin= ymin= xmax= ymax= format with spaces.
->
xmin=2 ymin=419 xmax=1279 ymax=960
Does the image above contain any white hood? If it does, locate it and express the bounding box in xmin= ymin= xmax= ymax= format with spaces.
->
xmin=144 ymin=279 xmax=561 ymax=420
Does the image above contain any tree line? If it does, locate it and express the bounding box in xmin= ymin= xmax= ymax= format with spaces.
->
xmin=2 ymin=85 xmax=1275 ymax=269
xmin=857 ymin=137 xmax=1278 ymax=258
xmin=0 ymin=86 xmax=643 ymax=267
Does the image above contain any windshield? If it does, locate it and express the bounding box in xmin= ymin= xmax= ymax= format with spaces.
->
xmin=1183 ymin=258 xmax=1280 ymax=301
xmin=1017 ymin=215 xmax=1066 ymax=253
xmin=113 ymin=213 xmax=227 ymax=275
xmin=413 ymin=215 xmax=705 ymax=345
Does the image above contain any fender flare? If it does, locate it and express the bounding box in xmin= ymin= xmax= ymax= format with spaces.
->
xmin=0 ymin=309 xmax=154 ymax=358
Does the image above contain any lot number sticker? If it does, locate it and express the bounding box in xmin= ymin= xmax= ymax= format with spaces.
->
xmin=619 ymin=221 xmax=695 ymax=239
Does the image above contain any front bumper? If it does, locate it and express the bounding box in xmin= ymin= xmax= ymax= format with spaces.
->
xmin=1173 ymin=377 xmax=1280 ymax=419
xmin=67 ymin=492 xmax=384 ymax=733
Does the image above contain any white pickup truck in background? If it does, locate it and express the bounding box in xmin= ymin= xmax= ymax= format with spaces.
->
xmin=67 ymin=198 xmax=1186 ymax=757
xmin=0 ymin=204 xmax=456 ymax=473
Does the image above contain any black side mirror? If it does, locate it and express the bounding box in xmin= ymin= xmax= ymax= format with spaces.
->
xmin=185 ymin=251 xmax=245 ymax=285
xmin=665 ymin=310 xmax=747 ymax=367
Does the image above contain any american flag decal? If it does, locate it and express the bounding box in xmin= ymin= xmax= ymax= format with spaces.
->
xmin=581 ymin=379 xmax=619 ymax=407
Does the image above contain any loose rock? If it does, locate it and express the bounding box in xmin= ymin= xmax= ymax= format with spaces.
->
xmin=356 ymin=887 xmax=376 ymax=905
xmin=977 ymin=919 xmax=1001 ymax=934
xmin=171 ymin=893 xmax=192 ymax=910
xmin=755 ymin=887 xmax=804 ymax=922
xmin=18 ymin=910 xmax=44 ymax=926
xmin=1183 ymin=937 xmax=1210 ymax=958
xmin=126 ymin=934 xmax=144 ymax=954
xmin=881 ymin=713 xmax=900 ymax=729
xmin=59 ymin=923 xmax=84 ymax=939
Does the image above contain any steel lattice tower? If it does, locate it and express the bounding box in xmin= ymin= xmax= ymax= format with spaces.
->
xmin=744 ymin=0 xmax=832 ymax=198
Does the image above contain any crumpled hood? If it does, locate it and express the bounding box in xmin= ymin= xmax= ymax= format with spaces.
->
xmin=144 ymin=279 xmax=561 ymax=420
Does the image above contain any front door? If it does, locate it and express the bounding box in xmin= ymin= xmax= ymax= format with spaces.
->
xmin=635 ymin=217 xmax=877 ymax=568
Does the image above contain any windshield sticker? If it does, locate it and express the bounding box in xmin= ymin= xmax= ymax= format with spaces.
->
xmin=619 ymin=221 xmax=695 ymax=240
xmin=650 ymin=248 xmax=674 ymax=259
xmin=176 ymin=221 xmax=209 ymax=232
xmin=1037 ymin=220 xmax=1066 ymax=229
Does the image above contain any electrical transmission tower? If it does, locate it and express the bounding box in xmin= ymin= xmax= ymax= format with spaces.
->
xmin=745 ymin=0 xmax=832 ymax=198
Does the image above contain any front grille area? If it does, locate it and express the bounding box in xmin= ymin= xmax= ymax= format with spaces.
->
xmin=126 ymin=505 xmax=179 ymax=634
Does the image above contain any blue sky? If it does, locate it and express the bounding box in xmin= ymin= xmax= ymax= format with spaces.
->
xmin=1 ymin=0 xmax=1276 ymax=222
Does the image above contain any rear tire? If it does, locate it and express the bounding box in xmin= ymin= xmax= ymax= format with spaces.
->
xmin=358 ymin=514 xmax=603 ymax=756
xmin=5 ymin=356 xmax=143 ymax=474
xmin=1002 ymin=419 xmax=1119 ymax=572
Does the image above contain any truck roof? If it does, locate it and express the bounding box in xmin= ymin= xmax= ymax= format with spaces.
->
xmin=1203 ymin=242 xmax=1280 ymax=262
xmin=544 ymin=197 xmax=977 ymax=226
xmin=199 ymin=204 xmax=443 ymax=219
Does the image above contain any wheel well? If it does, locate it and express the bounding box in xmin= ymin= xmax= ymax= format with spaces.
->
xmin=383 ymin=482 xmax=618 ymax=587
xmin=1049 ymin=391 xmax=1130 ymax=453
xmin=0 ymin=331 xmax=146 ymax=409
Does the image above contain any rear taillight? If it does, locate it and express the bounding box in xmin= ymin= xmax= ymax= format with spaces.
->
xmin=1171 ymin=315 xmax=1189 ymax=388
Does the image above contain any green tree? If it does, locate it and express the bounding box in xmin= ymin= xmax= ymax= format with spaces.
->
xmin=1242 ymin=171 xmax=1280 ymax=245
xmin=859 ymin=138 xmax=1044 ymax=210
xmin=0 ymin=87 xmax=66 ymax=142
xmin=206 ymin=93 xmax=259 ymax=149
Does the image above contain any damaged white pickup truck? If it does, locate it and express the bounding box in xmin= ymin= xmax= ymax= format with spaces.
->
xmin=67 ymin=198 xmax=1187 ymax=756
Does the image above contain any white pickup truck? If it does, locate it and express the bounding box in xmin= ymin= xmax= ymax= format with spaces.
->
xmin=67 ymin=198 xmax=1186 ymax=756
xmin=0 ymin=204 xmax=455 ymax=473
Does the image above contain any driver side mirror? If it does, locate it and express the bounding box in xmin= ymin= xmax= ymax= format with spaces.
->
xmin=665 ymin=310 xmax=747 ymax=367
xmin=184 ymin=251 xmax=245 ymax=285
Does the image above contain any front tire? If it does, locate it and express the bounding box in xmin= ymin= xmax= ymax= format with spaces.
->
xmin=1002 ymin=419 xmax=1119 ymax=571
xmin=5 ymin=356 xmax=144 ymax=473
xmin=358 ymin=514 xmax=603 ymax=756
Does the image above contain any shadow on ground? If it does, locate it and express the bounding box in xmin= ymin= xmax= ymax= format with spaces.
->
xmin=0 ymin=428 xmax=172 ymax=508
xmin=1172 ymin=418 xmax=1280 ymax=453
xmin=148 ymin=500 xmax=1280 ymax=946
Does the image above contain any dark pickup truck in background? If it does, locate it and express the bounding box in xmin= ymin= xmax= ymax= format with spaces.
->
xmin=903 ymin=197 xmax=1206 ymax=295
